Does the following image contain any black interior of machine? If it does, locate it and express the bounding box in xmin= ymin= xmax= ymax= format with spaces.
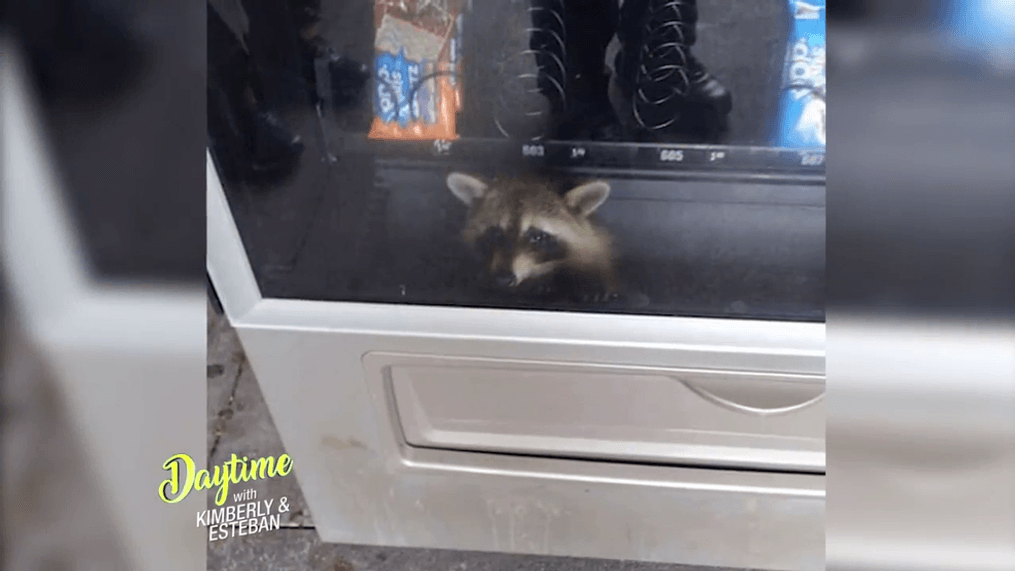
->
xmin=208 ymin=0 xmax=826 ymax=321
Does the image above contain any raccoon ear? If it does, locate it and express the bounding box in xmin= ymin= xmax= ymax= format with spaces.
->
xmin=447 ymin=172 xmax=489 ymax=206
xmin=564 ymin=181 xmax=611 ymax=217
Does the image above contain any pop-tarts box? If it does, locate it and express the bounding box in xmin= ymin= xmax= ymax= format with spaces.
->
xmin=773 ymin=0 xmax=825 ymax=149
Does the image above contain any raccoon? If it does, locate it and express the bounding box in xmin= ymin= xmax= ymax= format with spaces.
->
xmin=446 ymin=172 xmax=621 ymax=303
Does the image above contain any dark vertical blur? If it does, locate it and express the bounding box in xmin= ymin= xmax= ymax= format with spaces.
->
xmin=4 ymin=0 xmax=205 ymax=282
xmin=2 ymin=1 xmax=206 ymax=569
xmin=827 ymin=0 xmax=1014 ymax=569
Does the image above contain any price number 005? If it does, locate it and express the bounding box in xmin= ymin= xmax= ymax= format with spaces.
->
xmin=659 ymin=149 xmax=684 ymax=162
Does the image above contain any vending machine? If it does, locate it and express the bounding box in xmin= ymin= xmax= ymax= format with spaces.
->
xmin=207 ymin=0 xmax=825 ymax=568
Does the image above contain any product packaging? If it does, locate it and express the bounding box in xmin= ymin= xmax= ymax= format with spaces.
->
xmin=773 ymin=0 xmax=826 ymax=149
xmin=369 ymin=0 xmax=463 ymax=141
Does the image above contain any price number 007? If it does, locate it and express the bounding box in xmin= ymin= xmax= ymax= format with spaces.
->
xmin=800 ymin=152 xmax=824 ymax=166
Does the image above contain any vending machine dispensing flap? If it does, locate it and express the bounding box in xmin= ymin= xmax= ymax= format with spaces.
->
xmin=367 ymin=352 xmax=825 ymax=473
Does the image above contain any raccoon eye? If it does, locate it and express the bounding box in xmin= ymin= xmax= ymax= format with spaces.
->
xmin=528 ymin=229 xmax=552 ymax=245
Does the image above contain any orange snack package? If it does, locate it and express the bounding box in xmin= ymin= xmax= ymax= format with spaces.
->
xmin=369 ymin=0 xmax=462 ymax=141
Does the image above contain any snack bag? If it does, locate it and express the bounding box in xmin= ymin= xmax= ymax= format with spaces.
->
xmin=369 ymin=0 xmax=462 ymax=141
xmin=773 ymin=0 xmax=825 ymax=149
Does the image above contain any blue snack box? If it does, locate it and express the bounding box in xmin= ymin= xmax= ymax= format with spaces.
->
xmin=773 ymin=0 xmax=825 ymax=149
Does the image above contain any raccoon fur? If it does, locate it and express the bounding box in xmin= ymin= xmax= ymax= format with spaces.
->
xmin=446 ymin=172 xmax=621 ymax=303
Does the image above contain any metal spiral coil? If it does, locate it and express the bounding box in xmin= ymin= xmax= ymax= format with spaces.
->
xmin=632 ymin=0 xmax=695 ymax=130
xmin=493 ymin=0 xmax=568 ymax=140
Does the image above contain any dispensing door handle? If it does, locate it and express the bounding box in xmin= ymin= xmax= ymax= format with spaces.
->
xmin=672 ymin=372 xmax=825 ymax=417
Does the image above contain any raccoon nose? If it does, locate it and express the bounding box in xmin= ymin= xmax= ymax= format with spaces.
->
xmin=493 ymin=271 xmax=517 ymax=288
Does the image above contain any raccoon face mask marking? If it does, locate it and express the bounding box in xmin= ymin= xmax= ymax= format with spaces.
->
xmin=446 ymin=172 xmax=615 ymax=294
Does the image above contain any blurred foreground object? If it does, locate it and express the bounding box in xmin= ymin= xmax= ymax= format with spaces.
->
xmin=828 ymin=322 xmax=1015 ymax=571
xmin=2 ymin=0 xmax=153 ymax=106
xmin=827 ymin=0 xmax=1015 ymax=570
xmin=2 ymin=0 xmax=205 ymax=282
xmin=1 ymin=28 xmax=206 ymax=571
xmin=941 ymin=0 xmax=1015 ymax=75
xmin=2 ymin=315 xmax=133 ymax=570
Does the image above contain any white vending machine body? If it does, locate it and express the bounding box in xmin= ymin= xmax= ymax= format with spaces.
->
xmin=207 ymin=153 xmax=825 ymax=571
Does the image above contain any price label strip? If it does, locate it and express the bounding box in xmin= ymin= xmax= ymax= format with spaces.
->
xmin=371 ymin=139 xmax=824 ymax=175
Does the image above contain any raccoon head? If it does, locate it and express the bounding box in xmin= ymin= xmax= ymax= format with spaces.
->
xmin=446 ymin=172 xmax=612 ymax=291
